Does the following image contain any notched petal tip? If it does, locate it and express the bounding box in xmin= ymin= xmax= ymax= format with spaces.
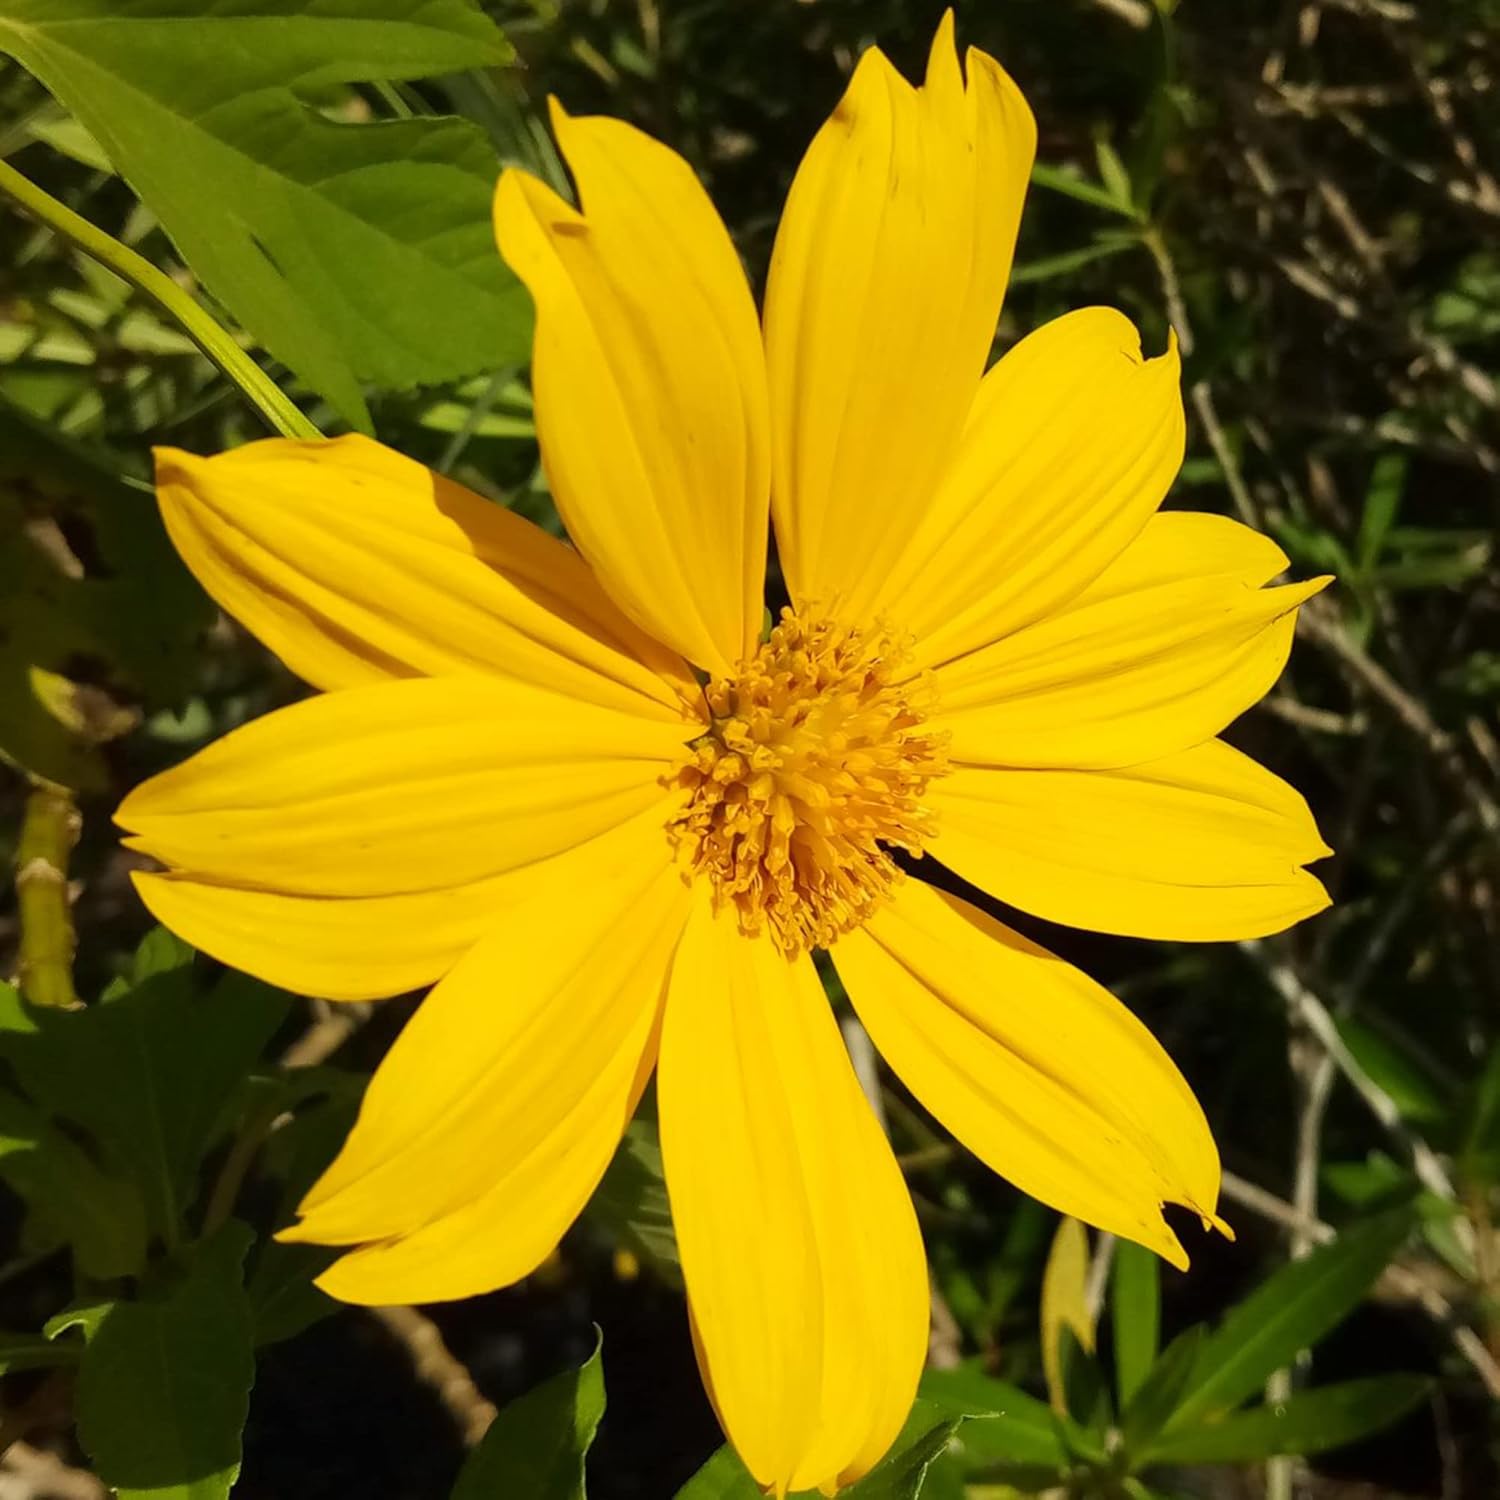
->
xmin=1202 ymin=1206 xmax=1236 ymax=1242
xmin=1272 ymin=572 xmax=1335 ymax=619
xmin=925 ymin=8 xmax=960 ymax=86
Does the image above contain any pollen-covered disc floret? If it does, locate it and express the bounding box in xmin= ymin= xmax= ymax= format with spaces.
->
xmin=667 ymin=610 xmax=949 ymax=955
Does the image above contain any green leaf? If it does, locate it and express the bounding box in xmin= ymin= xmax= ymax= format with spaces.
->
xmin=918 ymin=1368 xmax=1069 ymax=1471
xmin=451 ymin=1334 xmax=604 ymax=1500
xmin=1030 ymin=162 xmax=1140 ymax=219
xmin=248 ymin=1081 xmax=364 ymax=1346
xmin=1356 ymin=453 xmax=1408 ymax=569
xmin=1094 ymin=138 xmax=1136 ymax=213
xmin=674 ymin=1401 xmax=981 ymax=1500
xmin=842 ymin=1403 xmax=970 ymax=1500
xmin=1323 ymin=1153 xmax=1413 ymax=1210
xmin=1119 ymin=1326 xmax=1204 ymax=1456
xmin=1111 ymin=1240 xmax=1160 ymax=1409
xmin=672 ymin=1444 xmax=760 ymax=1500
xmin=1165 ymin=1209 xmax=1416 ymax=1432
xmin=1336 ymin=1017 xmax=1445 ymax=1126
xmin=587 ymin=1102 xmax=680 ymax=1283
xmin=0 ymin=0 xmax=530 ymax=427
xmin=1142 ymin=1375 xmax=1430 ymax=1465
xmin=132 ymin=925 xmax=195 ymax=984
xmin=0 ymin=1331 xmax=81 ymax=1374
xmin=75 ymin=1223 xmax=256 ymax=1500
xmin=0 ymin=1084 xmax=148 ymax=1277
xmin=44 ymin=1301 xmax=114 ymax=1343
xmin=0 ymin=938 xmax=290 ymax=1241
xmin=1007 ymin=235 xmax=1138 ymax=285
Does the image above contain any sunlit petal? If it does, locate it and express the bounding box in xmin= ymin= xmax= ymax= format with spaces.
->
xmin=155 ymin=435 xmax=693 ymax=716
xmin=283 ymin=852 xmax=690 ymax=1304
xmin=869 ymin=309 xmax=1184 ymax=666
xmin=494 ymin=104 xmax=769 ymax=675
xmin=659 ymin=900 xmax=929 ymax=1494
xmin=930 ymin=739 xmax=1332 ymax=941
xmin=933 ymin=512 xmax=1331 ymax=769
xmin=117 ymin=675 xmax=692 ymax=897
xmin=765 ymin=14 xmax=1035 ymax=617
xmin=835 ymin=878 xmax=1226 ymax=1266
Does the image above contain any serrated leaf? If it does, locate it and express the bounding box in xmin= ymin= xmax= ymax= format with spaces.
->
xmin=75 ymin=1223 xmax=256 ymax=1500
xmin=1141 ymin=1375 xmax=1429 ymax=1465
xmin=0 ymin=0 xmax=530 ymax=427
xmin=1111 ymin=1240 xmax=1160 ymax=1409
xmin=1164 ymin=1209 xmax=1416 ymax=1432
xmin=450 ymin=1333 xmax=604 ymax=1500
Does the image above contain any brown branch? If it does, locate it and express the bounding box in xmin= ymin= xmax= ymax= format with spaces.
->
xmin=368 ymin=1306 xmax=497 ymax=1446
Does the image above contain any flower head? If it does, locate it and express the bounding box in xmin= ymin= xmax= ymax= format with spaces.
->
xmin=117 ymin=15 xmax=1329 ymax=1494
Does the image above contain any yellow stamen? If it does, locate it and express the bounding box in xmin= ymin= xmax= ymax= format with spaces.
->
xmin=667 ymin=609 xmax=949 ymax=954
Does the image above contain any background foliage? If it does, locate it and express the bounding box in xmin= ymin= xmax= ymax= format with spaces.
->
xmin=1 ymin=0 xmax=1499 ymax=1496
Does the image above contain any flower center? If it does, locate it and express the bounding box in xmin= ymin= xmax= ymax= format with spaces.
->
xmin=667 ymin=609 xmax=949 ymax=955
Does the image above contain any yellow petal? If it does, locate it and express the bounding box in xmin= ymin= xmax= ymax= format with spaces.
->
xmin=933 ymin=512 xmax=1332 ymax=769
xmin=869 ymin=310 xmax=1184 ymax=666
xmin=834 ymin=878 xmax=1224 ymax=1266
xmin=282 ymin=854 xmax=689 ymax=1301
xmin=155 ymin=436 xmax=693 ymax=717
xmin=130 ymin=869 xmax=518 ymax=1001
xmin=658 ymin=900 xmax=928 ymax=1495
xmin=930 ymin=739 xmax=1332 ymax=941
xmin=764 ymin=14 xmax=1035 ymax=617
xmin=117 ymin=674 xmax=692 ymax=897
xmin=1040 ymin=1217 xmax=1095 ymax=1413
xmin=126 ymin=802 xmax=678 ymax=1001
xmin=493 ymin=104 xmax=769 ymax=676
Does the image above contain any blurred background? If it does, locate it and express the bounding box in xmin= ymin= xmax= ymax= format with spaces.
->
xmin=1 ymin=0 xmax=1498 ymax=1497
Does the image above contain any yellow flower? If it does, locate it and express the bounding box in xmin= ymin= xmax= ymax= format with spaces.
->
xmin=117 ymin=16 xmax=1330 ymax=1494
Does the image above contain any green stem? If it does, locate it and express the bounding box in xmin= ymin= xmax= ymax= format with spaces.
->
xmin=199 ymin=1090 xmax=284 ymax=1238
xmin=0 ymin=157 xmax=321 ymax=441
xmin=14 ymin=782 xmax=80 ymax=1009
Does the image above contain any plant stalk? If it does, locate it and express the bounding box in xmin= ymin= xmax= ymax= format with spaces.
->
xmin=0 ymin=157 xmax=321 ymax=441
xmin=14 ymin=782 xmax=81 ymax=1009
